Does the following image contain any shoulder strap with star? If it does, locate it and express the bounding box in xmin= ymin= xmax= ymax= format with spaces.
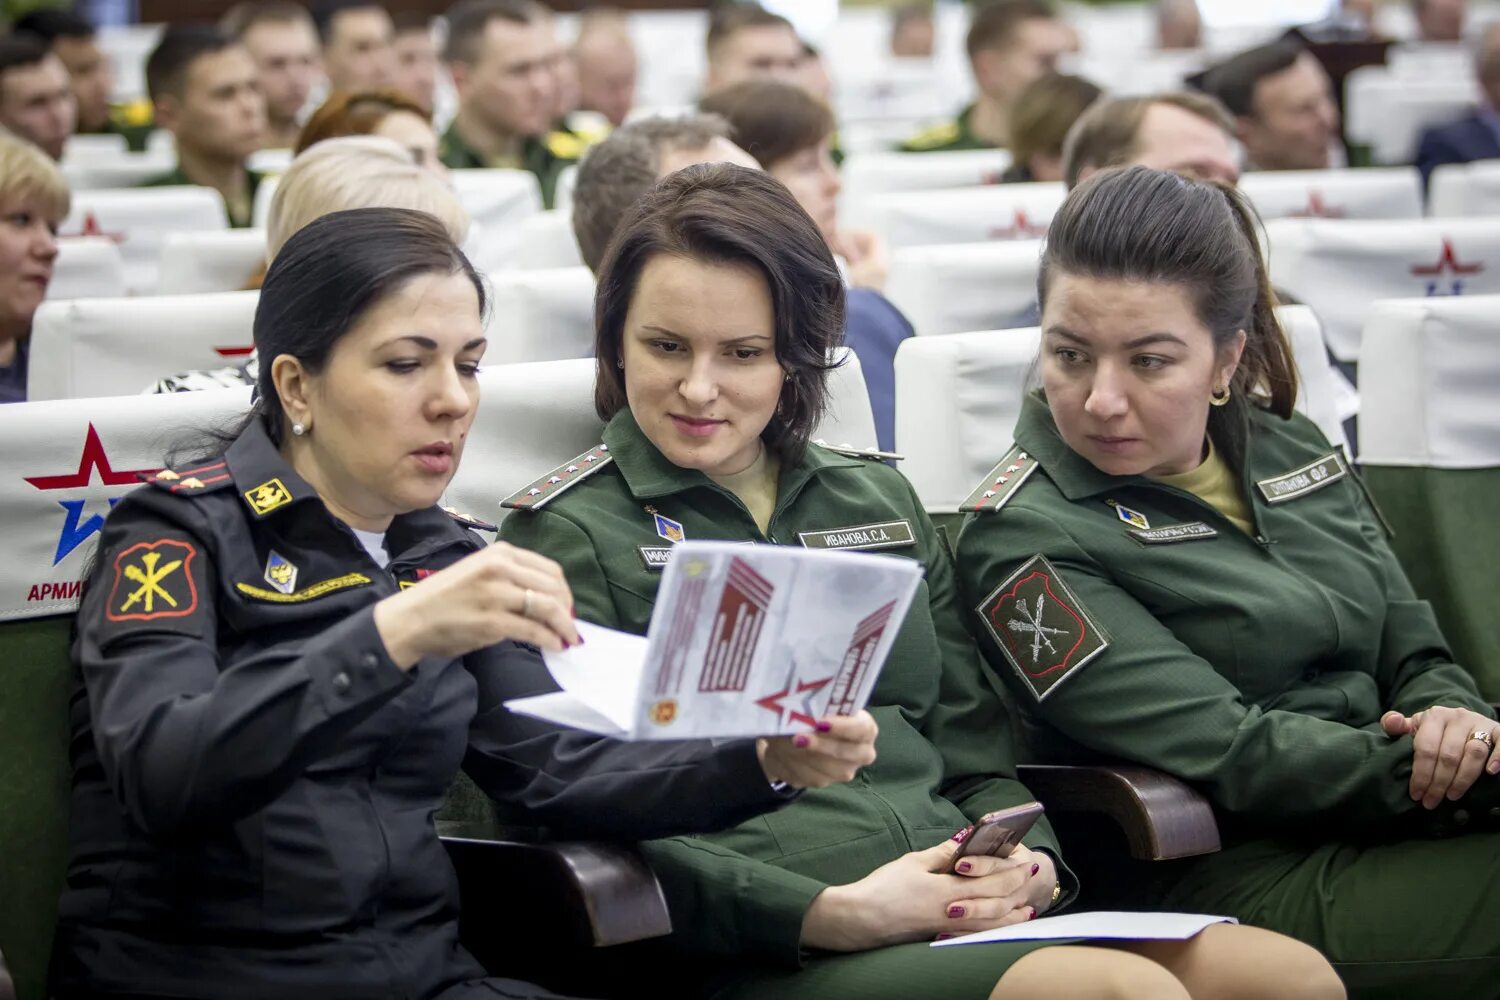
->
xmin=442 ymin=505 xmax=498 ymax=533
xmin=140 ymin=459 xmax=235 ymax=497
xmin=901 ymin=120 xmax=961 ymax=152
xmin=813 ymin=439 xmax=905 ymax=462
xmin=959 ymin=444 xmax=1040 ymax=513
xmin=501 ymin=444 xmax=614 ymax=511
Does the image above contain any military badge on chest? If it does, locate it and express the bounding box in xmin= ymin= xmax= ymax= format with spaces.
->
xmin=975 ymin=554 xmax=1110 ymax=701
xmin=639 ymin=505 xmax=685 ymax=571
xmin=263 ymin=551 xmax=297 ymax=594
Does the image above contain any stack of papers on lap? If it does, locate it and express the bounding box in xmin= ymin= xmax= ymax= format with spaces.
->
xmin=930 ymin=911 xmax=1237 ymax=947
xmin=505 ymin=541 xmax=923 ymax=740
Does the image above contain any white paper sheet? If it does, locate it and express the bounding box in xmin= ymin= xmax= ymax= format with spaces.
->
xmin=930 ymin=911 xmax=1237 ymax=947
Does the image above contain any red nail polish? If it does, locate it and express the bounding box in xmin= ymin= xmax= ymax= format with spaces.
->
xmin=1030 ymin=863 xmax=1040 ymax=877
xmin=1027 ymin=908 xmax=1037 ymax=921
xmin=948 ymin=905 xmax=965 ymax=918
xmin=956 ymin=861 xmax=971 ymax=874
xmin=794 ymin=734 xmax=810 ymax=748
xmin=951 ymin=826 xmax=973 ymax=844
xmin=935 ymin=933 xmax=953 ymax=941
xmin=816 ymin=721 xmax=832 ymax=733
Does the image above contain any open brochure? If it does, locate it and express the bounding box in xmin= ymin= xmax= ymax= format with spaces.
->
xmin=930 ymin=911 xmax=1238 ymax=947
xmin=504 ymin=541 xmax=923 ymax=740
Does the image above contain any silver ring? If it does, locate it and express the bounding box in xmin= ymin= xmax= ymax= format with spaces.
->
xmin=521 ymin=588 xmax=536 ymax=620
xmin=1470 ymin=728 xmax=1495 ymax=751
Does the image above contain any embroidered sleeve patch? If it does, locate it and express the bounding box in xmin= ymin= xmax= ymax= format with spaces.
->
xmin=974 ymin=554 xmax=1109 ymax=701
xmin=105 ymin=538 xmax=201 ymax=625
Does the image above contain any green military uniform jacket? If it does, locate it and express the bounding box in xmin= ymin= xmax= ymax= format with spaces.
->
xmin=956 ymin=393 xmax=1496 ymax=841
xmin=499 ymin=410 xmax=1074 ymax=970
xmin=900 ymin=105 xmax=995 ymax=153
xmin=77 ymin=98 xmax=154 ymax=152
xmin=138 ymin=165 xmax=263 ymax=229
xmin=439 ymin=122 xmax=580 ymax=210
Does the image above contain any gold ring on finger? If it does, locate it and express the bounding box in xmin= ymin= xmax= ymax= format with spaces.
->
xmin=1469 ymin=728 xmax=1494 ymax=751
xmin=521 ymin=588 xmax=536 ymax=620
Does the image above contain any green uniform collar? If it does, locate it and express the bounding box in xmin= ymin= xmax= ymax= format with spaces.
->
xmin=139 ymin=164 xmax=263 ymax=229
xmin=439 ymin=122 xmax=575 ymax=208
xmin=601 ymin=409 xmax=863 ymax=506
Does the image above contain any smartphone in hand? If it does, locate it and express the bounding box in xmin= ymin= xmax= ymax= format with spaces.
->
xmin=951 ymin=802 xmax=1044 ymax=872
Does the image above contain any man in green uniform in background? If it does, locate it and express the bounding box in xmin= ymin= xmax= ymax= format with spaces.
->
xmin=138 ymin=27 xmax=265 ymax=229
xmin=14 ymin=8 xmax=153 ymax=151
xmin=902 ymin=0 xmax=1074 ymax=153
xmin=440 ymin=0 xmax=581 ymax=210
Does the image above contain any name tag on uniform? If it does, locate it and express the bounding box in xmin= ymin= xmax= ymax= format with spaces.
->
xmin=798 ymin=520 xmax=916 ymax=552
xmin=638 ymin=546 xmax=674 ymax=571
xmin=1256 ymin=452 xmax=1348 ymax=504
xmin=1127 ymin=522 xmax=1219 ymax=545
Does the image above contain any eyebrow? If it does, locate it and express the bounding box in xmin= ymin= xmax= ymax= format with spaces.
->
xmin=1045 ymin=326 xmax=1188 ymax=350
xmin=384 ymin=335 xmax=488 ymax=351
xmin=641 ymin=324 xmax=773 ymax=345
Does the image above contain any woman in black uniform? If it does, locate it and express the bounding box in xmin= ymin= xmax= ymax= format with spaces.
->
xmin=51 ymin=207 xmax=877 ymax=1000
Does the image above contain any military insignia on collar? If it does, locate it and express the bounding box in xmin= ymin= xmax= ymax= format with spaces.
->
xmin=960 ymin=444 xmax=1038 ymax=513
xmin=974 ymin=554 xmax=1109 ymax=701
xmin=1110 ymin=502 xmax=1150 ymax=531
xmin=263 ymin=551 xmax=298 ymax=594
xmin=501 ymin=444 xmax=612 ymax=511
xmin=649 ymin=507 xmax=686 ymax=544
xmin=1256 ymin=452 xmax=1348 ymax=504
xmin=244 ymin=477 xmax=293 ymax=516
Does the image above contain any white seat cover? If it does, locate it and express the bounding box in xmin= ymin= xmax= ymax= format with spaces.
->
xmin=447 ymin=348 xmax=877 ymax=529
xmin=1265 ymin=216 xmax=1500 ymax=362
xmin=865 ymin=182 xmax=1066 ymax=248
xmin=1343 ymin=66 xmax=1478 ymax=166
xmin=61 ymin=187 xmax=228 ymax=295
xmin=839 ymin=149 xmax=1014 ymax=229
xmin=1358 ymin=295 xmax=1500 ymax=469
xmin=450 ymin=169 xmax=545 ymax=274
xmin=49 ymin=238 xmax=126 ymax=300
xmin=0 ymin=387 xmax=251 ymax=620
xmin=61 ymin=151 xmax=178 ymax=192
xmin=484 ymin=267 xmax=597 ymax=364
xmin=1240 ymin=167 xmax=1422 ymax=221
xmin=1429 ymin=161 xmax=1500 ymax=218
xmin=513 ymin=211 xmax=584 ymax=270
xmin=28 ymin=291 xmax=260 ymax=401
xmin=885 ymin=241 xmax=1041 ymax=337
xmin=157 ymin=230 xmax=267 ymax=295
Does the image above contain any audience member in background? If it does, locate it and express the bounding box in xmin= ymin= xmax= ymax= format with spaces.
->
xmin=1197 ymin=41 xmax=1340 ymax=171
xmin=13 ymin=8 xmax=150 ymax=151
xmin=1155 ymin=0 xmax=1202 ymax=50
xmin=296 ymin=88 xmax=443 ymax=175
xmin=1415 ymin=22 xmax=1500 ymax=188
xmin=902 ymin=0 xmax=1074 ymax=152
xmin=1000 ymin=73 xmax=1102 ymax=183
xmin=890 ymin=3 xmax=936 ymax=59
xmin=0 ymin=134 xmax=67 ymax=404
xmin=440 ymin=0 xmax=577 ymax=209
xmin=956 ymin=164 xmax=1500 ymax=1000
xmin=222 ymin=2 xmax=323 ymax=150
xmin=702 ymin=4 xmax=804 ymax=96
xmin=573 ymin=7 xmax=637 ymax=127
xmin=0 ymin=34 xmax=76 ymax=160
xmin=1063 ymin=90 xmax=1240 ymax=188
xmin=314 ymin=0 xmax=395 ymax=93
xmin=701 ymin=80 xmax=913 ymax=452
xmin=1414 ymin=0 xmax=1466 ymax=43
xmin=150 ymin=135 xmax=467 ymax=392
xmin=571 ymin=113 xmax=757 ymax=274
xmin=391 ymin=13 xmax=439 ymax=113
xmin=140 ymin=27 xmax=266 ymax=229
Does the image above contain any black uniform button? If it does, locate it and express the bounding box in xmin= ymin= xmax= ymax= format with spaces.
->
xmin=332 ymin=671 xmax=352 ymax=694
xmin=1453 ymin=808 xmax=1471 ymax=827
xmin=360 ymin=652 xmax=379 ymax=673
xmin=1489 ymin=806 xmax=1500 ymax=821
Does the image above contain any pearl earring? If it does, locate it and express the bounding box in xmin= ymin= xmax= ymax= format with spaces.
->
xmin=291 ymin=422 xmax=307 ymax=436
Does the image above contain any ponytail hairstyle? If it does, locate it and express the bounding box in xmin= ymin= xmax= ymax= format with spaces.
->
xmin=1038 ymin=165 xmax=1297 ymax=472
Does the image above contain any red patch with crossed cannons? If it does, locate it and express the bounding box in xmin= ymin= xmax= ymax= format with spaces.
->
xmin=105 ymin=539 xmax=200 ymax=623
xmin=975 ymin=555 xmax=1109 ymax=701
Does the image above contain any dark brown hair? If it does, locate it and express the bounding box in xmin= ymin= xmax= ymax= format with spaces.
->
xmin=966 ymin=0 xmax=1058 ymax=60
xmin=1061 ymin=90 xmax=1234 ymax=189
xmin=699 ymin=79 xmax=834 ymax=171
xmin=592 ymin=163 xmax=844 ymax=463
xmin=1039 ymin=165 xmax=1298 ymax=470
xmin=706 ymin=4 xmax=795 ymax=59
xmin=442 ymin=0 xmax=544 ymax=64
xmin=1007 ymin=73 xmax=1101 ymax=176
xmin=1196 ymin=41 xmax=1304 ymax=119
xmin=294 ymin=88 xmax=429 ymax=154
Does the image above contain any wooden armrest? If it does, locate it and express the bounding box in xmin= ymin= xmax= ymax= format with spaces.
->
xmin=1019 ymin=763 xmax=1221 ymax=861
xmin=441 ymin=825 xmax=671 ymax=949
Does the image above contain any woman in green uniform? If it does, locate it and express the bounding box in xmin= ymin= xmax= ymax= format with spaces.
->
xmin=499 ymin=163 xmax=1342 ymax=1000
xmin=955 ymin=165 xmax=1500 ymax=999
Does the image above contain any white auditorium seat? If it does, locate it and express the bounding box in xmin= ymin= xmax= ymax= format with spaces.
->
xmin=62 ymin=187 xmax=228 ymax=295
xmin=1239 ymin=167 xmax=1422 ymax=222
xmin=61 ymin=133 xmax=128 ymax=162
xmin=248 ymin=148 xmax=294 ymax=175
xmin=446 ymin=347 xmax=877 ymax=530
xmin=884 ymin=241 xmax=1041 ymax=337
xmin=49 ymin=239 xmax=126 ymax=300
xmin=156 ymin=230 xmax=267 ymax=295
xmin=864 ymin=182 xmax=1066 ymax=248
xmin=0 ymin=386 xmax=250 ymax=619
xmin=1344 ymin=66 xmax=1477 ymax=165
xmin=839 ymin=149 xmax=1013 ymax=229
xmin=61 ymin=151 xmax=177 ymax=192
xmin=450 ymin=169 xmax=546 ymax=274
xmin=893 ymin=307 xmax=1355 ymax=513
xmin=28 ymin=291 xmax=259 ymax=401
xmin=513 ymin=211 xmax=585 ymax=270
xmin=1264 ymin=216 xmax=1500 ymax=362
xmin=1428 ymin=161 xmax=1500 ymax=218
xmin=485 ymin=267 xmax=596 ymax=364
xmin=553 ymin=164 xmax=579 ymax=212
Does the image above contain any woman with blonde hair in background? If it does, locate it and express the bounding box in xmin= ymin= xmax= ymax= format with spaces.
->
xmin=0 ymin=133 xmax=69 ymax=403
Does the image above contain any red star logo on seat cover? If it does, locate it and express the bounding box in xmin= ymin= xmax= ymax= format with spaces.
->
xmin=988 ymin=208 xmax=1049 ymax=240
xmin=64 ymin=211 xmax=128 ymax=244
xmin=1289 ymin=190 xmax=1345 ymax=218
xmin=1410 ymin=239 xmax=1484 ymax=276
xmin=25 ymin=424 xmax=155 ymax=491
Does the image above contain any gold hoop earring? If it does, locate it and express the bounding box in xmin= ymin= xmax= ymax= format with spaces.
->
xmin=1209 ymin=385 xmax=1231 ymax=407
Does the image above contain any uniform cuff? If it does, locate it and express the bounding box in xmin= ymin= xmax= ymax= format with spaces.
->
xmin=305 ymin=607 xmax=412 ymax=715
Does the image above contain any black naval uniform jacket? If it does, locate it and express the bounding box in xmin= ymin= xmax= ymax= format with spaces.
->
xmin=51 ymin=419 xmax=792 ymax=999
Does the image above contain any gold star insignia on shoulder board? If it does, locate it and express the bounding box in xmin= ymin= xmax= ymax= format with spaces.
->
xmin=154 ymin=470 xmax=180 ymax=482
xmin=813 ymin=439 xmax=905 ymax=462
xmin=501 ymin=444 xmax=614 ymax=511
xmin=960 ymin=445 xmax=1039 ymax=513
xmin=443 ymin=505 xmax=498 ymax=533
